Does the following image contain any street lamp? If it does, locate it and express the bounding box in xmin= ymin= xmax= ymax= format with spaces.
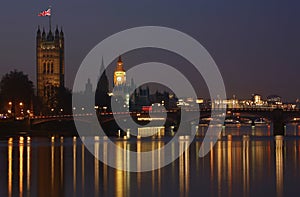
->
xmin=19 ymin=102 xmax=24 ymax=116
xmin=8 ymin=102 xmax=12 ymax=118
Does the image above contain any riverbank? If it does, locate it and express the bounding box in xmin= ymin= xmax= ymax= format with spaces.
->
xmin=0 ymin=120 xmax=78 ymax=137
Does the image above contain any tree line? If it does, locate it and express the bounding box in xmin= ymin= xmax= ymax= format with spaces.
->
xmin=0 ymin=70 xmax=72 ymax=117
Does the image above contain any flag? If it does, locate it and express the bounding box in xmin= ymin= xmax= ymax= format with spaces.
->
xmin=38 ymin=8 xmax=51 ymax=17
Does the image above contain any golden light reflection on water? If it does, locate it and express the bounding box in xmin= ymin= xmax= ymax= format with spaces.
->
xmin=137 ymin=140 xmax=141 ymax=192
xmin=227 ymin=137 xmax=232 ymax=197
xmin=8 ymin=137 xmax=31 ymax=197
xmin=26 ymin=137 xmax=31 ymax=197
xmin=8 ymin=137 xmax=13 ymax=197
xmin=19 ymin=137 xmax=24 ymax=197
xmin=73 ymin=136 xmax=77 ymax=196
xmin=217 ymin=141 xmax=222 ymax=197
xmin=152 ymin=142 xmax=155 ymax=193
xmin=158 ymin=141 xmax=163 ymax=193
xmin=275 ymin=137 xmax=284 ymax=197
xmin=179 ymin=140 xmax=190 ymax=197
xmin=185 ymin=141 xmax=189 ymax=196
xmin=51 ymin=136 xmax=55 ymax=192
xmin=209 ymin=140 xmax=214 ymax=191
xmin=110 ymin=140 xmax=170 ymax=196
xmin=115 ymin=141 xmax=124 ymax=197
xmin=136 ymin=140 xmax=145 ymax=196
xmin=125 ymin=143 xmax=131 ymax=197
xmin=4 ymin=125 xmax=300 ymax=197
xmin=151 ymin=141 xmax=164 ymax=195
xmin=243 ymin=137 xmax=250 ymax=196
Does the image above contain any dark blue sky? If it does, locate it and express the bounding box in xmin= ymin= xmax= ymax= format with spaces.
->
xmin=0 ymin=0 xmax=299 ymax=101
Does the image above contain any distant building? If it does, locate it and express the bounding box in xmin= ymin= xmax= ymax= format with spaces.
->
xmin=134 ymin=87 xmax=151 ymax=108
xmin=114 ymin=56 xmax=126 ymax=86
xmin=36 ymin=26 xmax=65 ymax=107
xmin=267 ymin=95 xmax=282 ymax=106
xmin=223 ymin=98 xmax=239 ymax=109
xmin=74 ymin=55 xmax=178 ymax=112
xmin=296 ymin=99 xmax=300 ymax=109
xmin=85 ymin=78 xmax=93 ymax=95
xmin=252 ymin=94 xmax=264 ymax=106
xmin=112 ymin=56 xmax=135 ymax=109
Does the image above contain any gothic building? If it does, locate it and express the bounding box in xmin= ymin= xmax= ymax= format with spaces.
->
xmin=36 ymin=26 xmax=65 ymax=106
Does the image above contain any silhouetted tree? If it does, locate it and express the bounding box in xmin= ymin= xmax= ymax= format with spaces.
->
xmin=48 ymin=86 xmax=72 ymax=114
xmin=0 ymin=70 xmax=34 ymax=116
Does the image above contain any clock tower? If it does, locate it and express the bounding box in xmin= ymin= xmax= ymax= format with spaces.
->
xmin=113 ymin=56 xmax=126 ymax=87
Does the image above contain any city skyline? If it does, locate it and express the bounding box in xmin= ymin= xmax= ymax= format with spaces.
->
xmin=0 ymin=1 xmax=299 ymax=101
xmin=1 ymin=2 xmax=300 ymax=196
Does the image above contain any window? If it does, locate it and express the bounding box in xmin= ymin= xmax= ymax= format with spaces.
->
xmin=51 ymin=63 xmax=54 ymax=74
xmin=47 ymin=63 xmax=50 ymax=74
xmin=43 ymin=63 xmax=46 ymax=73
xmin=44 ymin=86 xmax=46 ymax=97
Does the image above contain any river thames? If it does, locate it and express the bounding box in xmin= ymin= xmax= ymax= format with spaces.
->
xmin=1 ymin=124 xmax=300 ymax=197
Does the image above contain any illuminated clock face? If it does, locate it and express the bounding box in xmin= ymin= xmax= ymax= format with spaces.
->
xmin=117 ymin=76 xmax=122 ymax=82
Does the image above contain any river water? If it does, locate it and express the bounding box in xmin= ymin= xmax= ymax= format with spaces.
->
xmin=0 ymin=124 xmax=300 ymax=197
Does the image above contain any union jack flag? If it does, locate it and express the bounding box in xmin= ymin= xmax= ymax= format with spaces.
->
xmin=38 ymin=8 xmax=51 ymax=17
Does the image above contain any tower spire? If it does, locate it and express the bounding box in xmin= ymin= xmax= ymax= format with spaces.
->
xmin=60 ymin=26 xmax=64 ymax=37
xmin=37 ymin=25 xmax=41 ymax=36
xmin=55 ymin=25 xmax=59 ymax=40
xmin=116 ymin=55 xmax=125 ymax=72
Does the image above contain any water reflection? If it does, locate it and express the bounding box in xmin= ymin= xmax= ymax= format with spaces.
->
xmin=103 ymin=140 xmax=108 ymax=195
xmin=217 ymin=141 xmax=222 ymax=197
xmin=51 ymin=137 xmax=54 ymax=192
xmin=8 ymin=137 xmax=13 ymax=197
xmin=73 ymin=137 xmax=76 ymax=195
xmin=179 ymin=140 xmax=189 ymax=197
xmin=227 ymin=137 xmax=232 ymax=197
xmin=26 ymin=137 xmax=31 ymax=197
xmin=2 ymin=125 xmax=300 ymax=196
xmin=19 ymin=137 xmax=24 ymax=197
xmin=275 ymin=136 xmax=284 ymax=197
xmin=81 ymin=141 xmax=85 ymax=194
xmin=60 ymin=137 xmax=64 ymax=190
xmin=243 ymin=136 xmax=250 ymax=196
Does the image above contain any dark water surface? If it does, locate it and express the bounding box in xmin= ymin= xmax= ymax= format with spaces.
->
xmin=0 ymin=124 xmax=300 ymax=197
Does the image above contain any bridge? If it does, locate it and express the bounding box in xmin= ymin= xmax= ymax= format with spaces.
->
xmin=28 ymin=108 xmax=300 ymax=136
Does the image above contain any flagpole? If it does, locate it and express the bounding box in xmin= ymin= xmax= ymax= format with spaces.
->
xmin=49 ymin=5 xmax=52 ymax=31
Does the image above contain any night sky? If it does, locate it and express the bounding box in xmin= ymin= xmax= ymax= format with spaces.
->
xmin=0 ymin=0 xmax=299 ymax=101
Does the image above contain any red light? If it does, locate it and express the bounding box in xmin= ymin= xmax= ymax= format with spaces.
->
xmin=142 ymin=106 xmax=152 ymax=111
